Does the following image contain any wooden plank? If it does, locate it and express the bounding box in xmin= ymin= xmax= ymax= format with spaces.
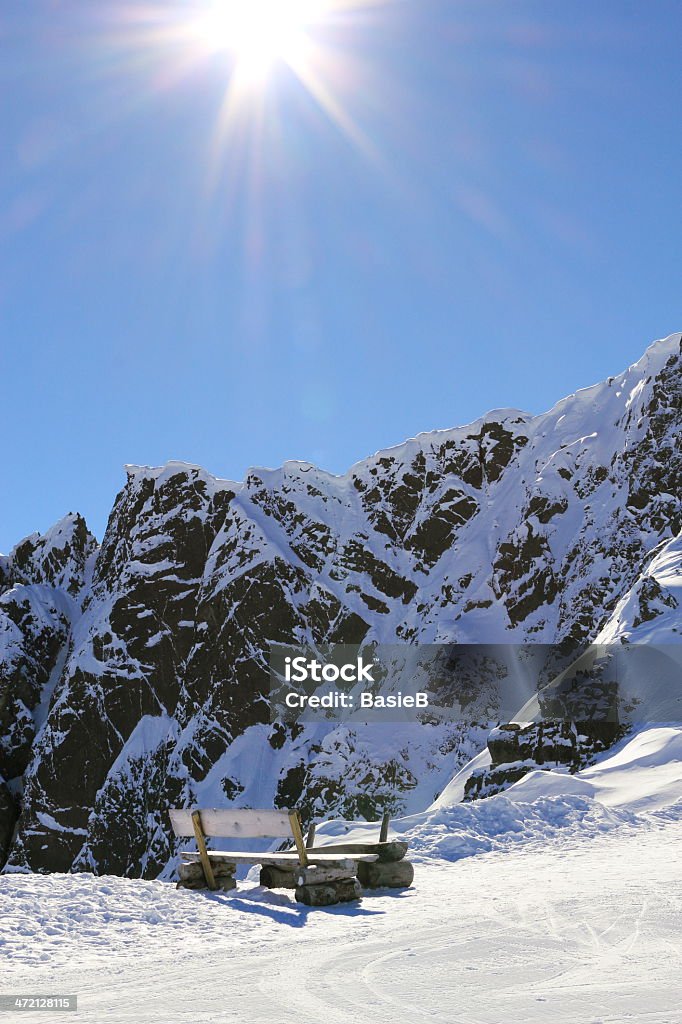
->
xmin=191 ymin=810 xmax=217 ymax=891
xmin=288 ymin=810 xmax=308 ymax=868
xmin=379 ymin=812 xmax=390 ymax=844
xmin=305 ymin=822 xmax=316 ymax=849
xmin=169 ymin=807 xmax=292 ymax=838
xmin=181 ymin=851 xmax=373 ymax=866
xmin=303 ymin=840 xmax=407 ymax=862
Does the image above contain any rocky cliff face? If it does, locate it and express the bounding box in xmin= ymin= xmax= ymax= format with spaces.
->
xmin=1 ymin=334 xmax=680 ymax=877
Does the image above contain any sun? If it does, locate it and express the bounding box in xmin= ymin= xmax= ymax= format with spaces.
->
xmin=195 ymin=0 xmax=326 ymax=82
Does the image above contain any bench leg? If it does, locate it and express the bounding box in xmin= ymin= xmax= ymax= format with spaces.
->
xmin=357 ymin=860 xmax=414 ymax=889
xmin=260 ymin=866 xmax=297 ymax=889
xmin=191 ymin=810 xmax=218 ymax=891
xmin=295 ymin=878 xmax=362 ymax=906
xmin=178 ymin=860 xmax=236 ymax=891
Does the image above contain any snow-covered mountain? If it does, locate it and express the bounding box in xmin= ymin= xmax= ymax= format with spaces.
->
xmin=0 ymin=333 xmax=680 ymax=878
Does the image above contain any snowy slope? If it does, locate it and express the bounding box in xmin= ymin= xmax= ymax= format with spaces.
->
xmin=505 ymin=726 xmax=682 ymax=814
xmin=0 ymin=333 xmax=680 ymax=877
xmin=596 ymin=530 xmax=682 ymax=643
xmin=1 ymin=740 xmax=680 ymax=1024
xmin=308 ymin=725 xmax=682 ymax=861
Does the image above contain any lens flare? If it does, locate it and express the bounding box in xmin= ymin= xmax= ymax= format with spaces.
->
xmin=194 ymin=0 xmax=327 ymax=83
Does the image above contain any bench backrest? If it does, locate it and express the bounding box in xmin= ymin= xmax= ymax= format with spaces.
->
xmin=169 ymin=807 xmax=292 ymax=839
xmin=169 ymin=806 xmax=309 ymax=892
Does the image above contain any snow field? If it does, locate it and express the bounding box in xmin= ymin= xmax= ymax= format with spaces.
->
xmin=2 ymin=726 xmax=680 ymax=1022
xmin=1 ymin=818 xmax=680 ymax=1024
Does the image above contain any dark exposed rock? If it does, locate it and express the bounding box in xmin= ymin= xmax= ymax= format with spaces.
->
xmin=466 ymin=712 xmax=624 ymax=801
xmin=488 ymin=721 xmax=580 ymax=769
xmin=8 ymin=514 xmax=96 ymax=596
xmin=0 ymin=776 xmax=17 ymax=865
xmin=464 ymin=761 xmax=540 ymax=800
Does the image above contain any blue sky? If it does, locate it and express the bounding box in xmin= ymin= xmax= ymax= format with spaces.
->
xmin=1 ymin=0 xmax=681 ymax=551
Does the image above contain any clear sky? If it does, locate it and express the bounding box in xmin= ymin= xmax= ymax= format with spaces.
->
xmin=1 ymin=0 xmax=681 ymax=551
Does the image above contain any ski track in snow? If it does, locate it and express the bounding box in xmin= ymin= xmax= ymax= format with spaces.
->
xmin=1 ymin=818 xmax=680 ymax=1024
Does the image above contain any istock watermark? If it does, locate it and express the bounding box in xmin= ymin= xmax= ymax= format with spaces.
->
xmin=277 ymin=649 xmax=429 ymax=715
xmin=268 ymin=643 xmax=682 ymax=725
xmin=284 ymin=654 xmax=376 ymax=684
xmin=271 ymin=645 xmax=434 ymax=722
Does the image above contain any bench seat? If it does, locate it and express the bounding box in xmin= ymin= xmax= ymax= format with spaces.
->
xmin=181 ymin=850 xmax=378 ymax=866
xmin=304 ymin=840 xmax=408 ymax=862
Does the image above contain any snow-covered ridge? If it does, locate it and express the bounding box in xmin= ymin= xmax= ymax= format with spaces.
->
xmin=111 ymin=332 xmax=680 ymax=493
xmin=123 ymin=460 xmax=239 ymax=493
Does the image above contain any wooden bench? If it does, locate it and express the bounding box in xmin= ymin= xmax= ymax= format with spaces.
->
xmin=304 ymin=813 xmax=415 ymax=890
xmin=168 ymin=807 xmax=376 ymax=906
